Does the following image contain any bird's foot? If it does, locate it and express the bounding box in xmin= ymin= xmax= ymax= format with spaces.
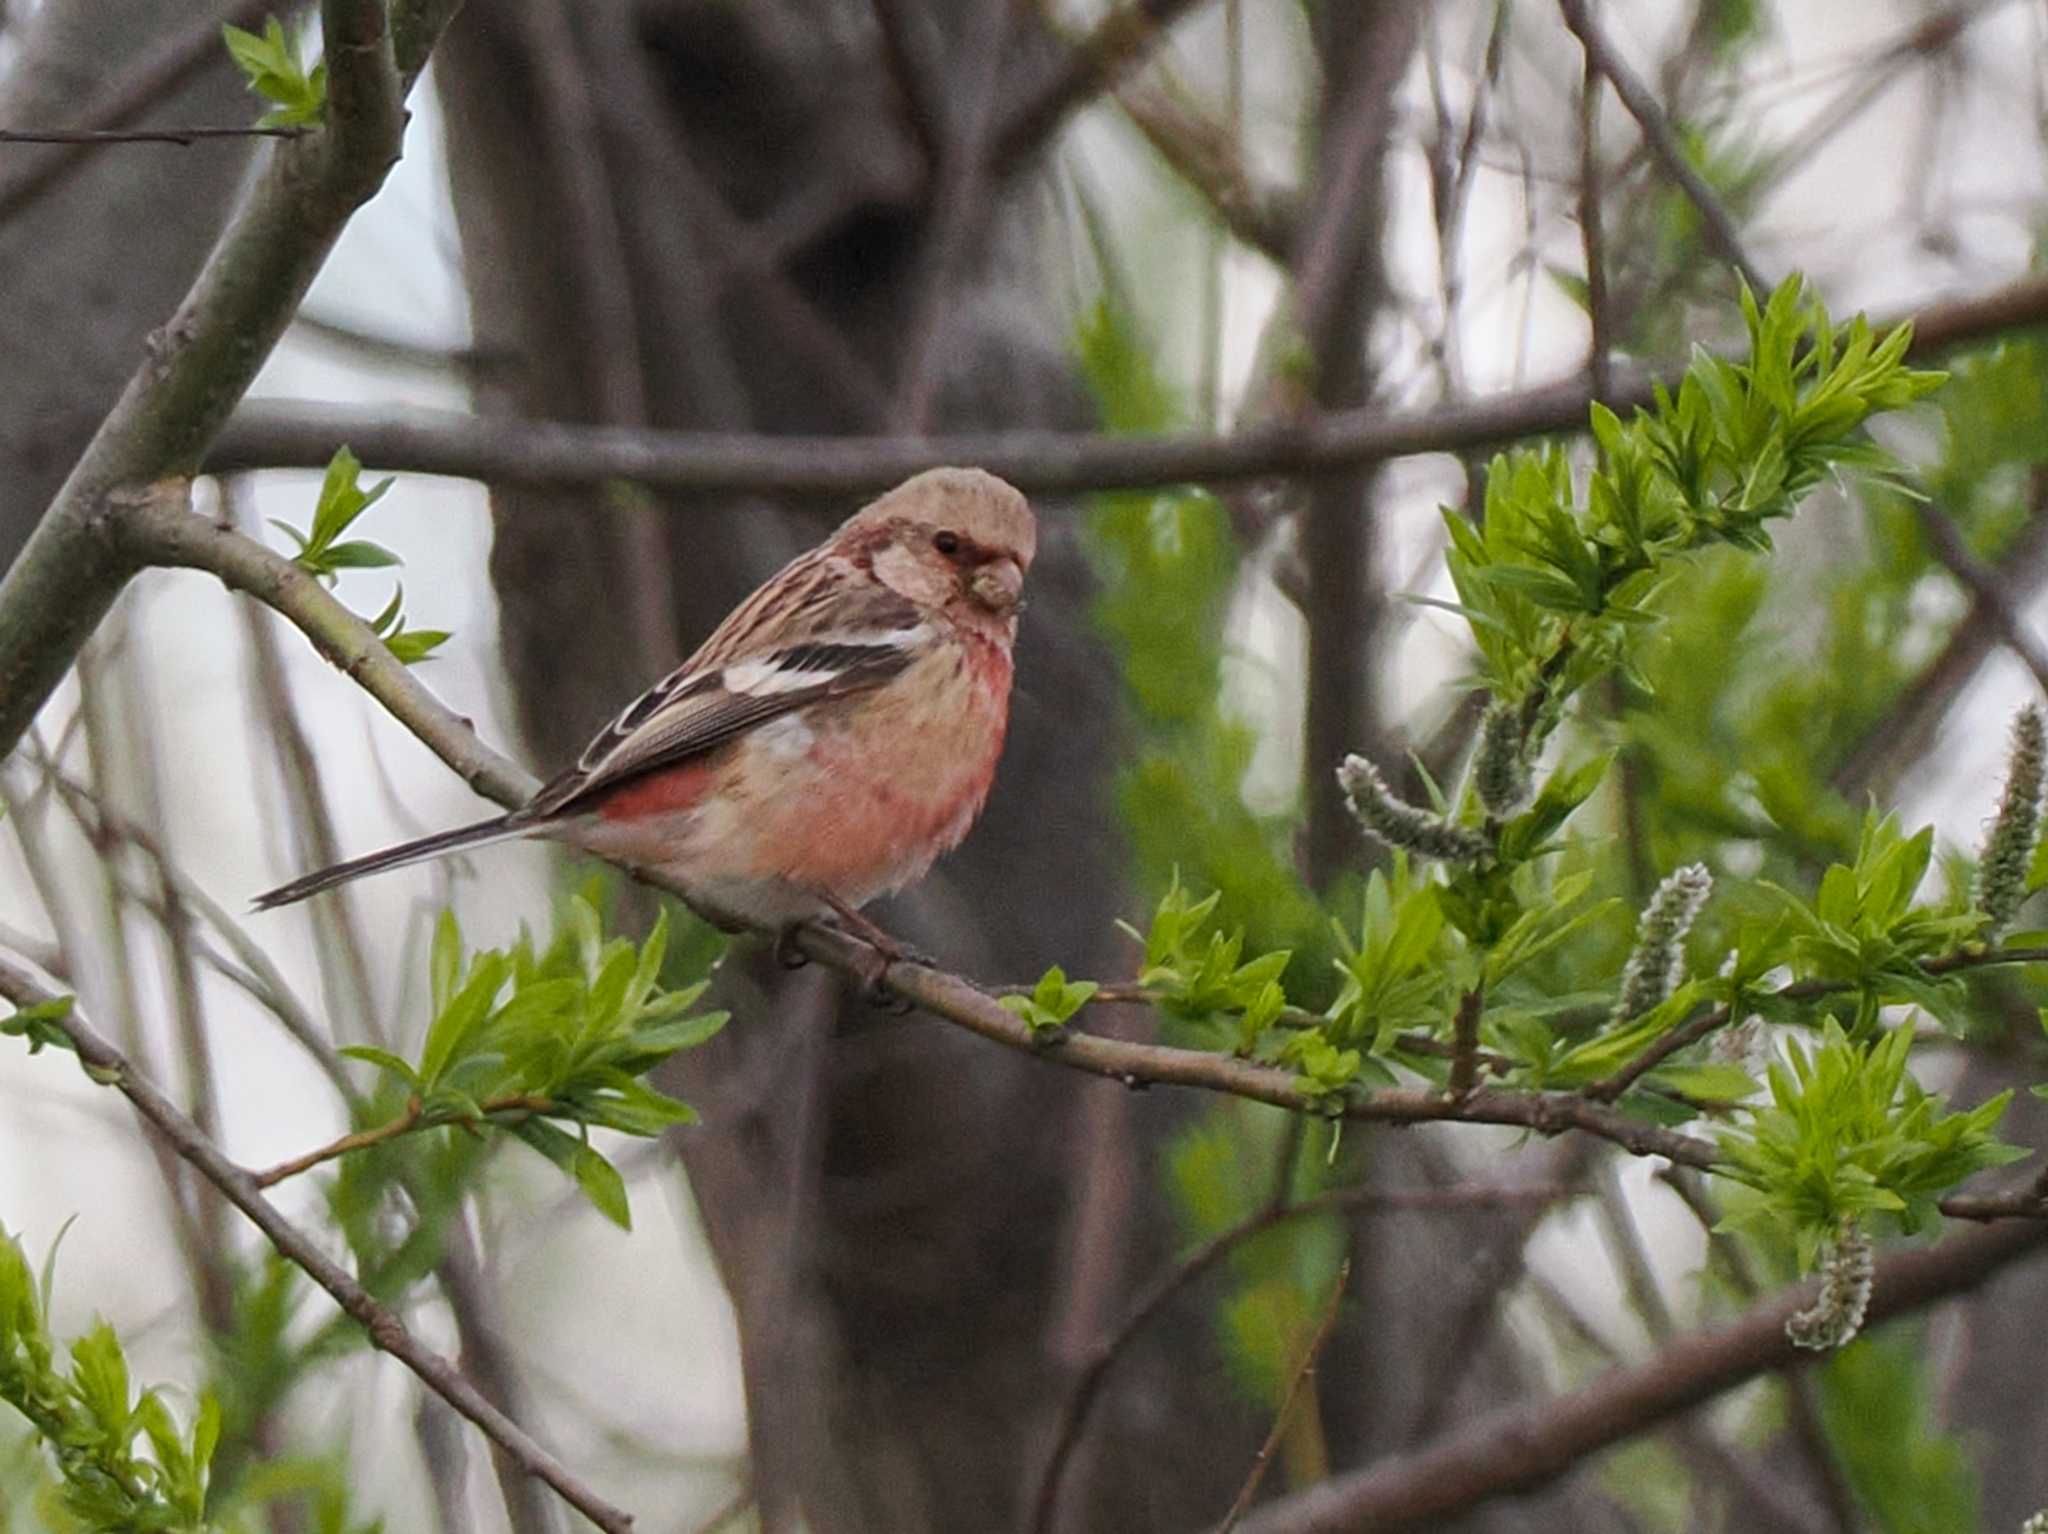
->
xmin=773 ymin=924 xmax=811 ymax=970
xmin=816 ymin=893 xmax=928 ymax=1010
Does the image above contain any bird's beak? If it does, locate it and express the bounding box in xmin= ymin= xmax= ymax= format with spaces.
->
xmin=970 ymin=556 xmax=1024 ymax=614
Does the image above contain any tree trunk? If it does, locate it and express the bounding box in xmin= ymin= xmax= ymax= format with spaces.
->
xmin=438 ymin=4 xmax=1257 ymax=1528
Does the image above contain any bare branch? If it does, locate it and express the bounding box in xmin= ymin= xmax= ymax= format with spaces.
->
xmin=0 ymin=124 xmax=309 ymax=144
xmin=989 ymin=0 xmax=1211 ymax=177
xmin=0 ymin=950 xmax=635 ymax=1533
xmin=893 ymin=1 xmax=1013 ymax=432
xmin=1216 ymin=1258 xmax=1351 ymax=1534
xmin=1913 ymin=497 xmax=2048 ymax=692
xmin=0 ymin=0 xmax=274 ymax=224
xmin=1114 ymin=72 xmax=1297 ymax=263
xmin=207 ymin=271 xmax=2048 ymax=498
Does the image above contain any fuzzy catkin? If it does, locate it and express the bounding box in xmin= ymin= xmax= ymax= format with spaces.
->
xmin=1975 ymin=704 xmax=2046 ymax=938
xmin=1474 ymin=703 xmax=1528 ymax=816
xmin=1336 ymin=755 xmax=1489 ymax=864
xmin=1785 ymin=1223 xmax=1874 ymax=1352
xmin=1613 ymin=863 xmax=1713 ymax=1023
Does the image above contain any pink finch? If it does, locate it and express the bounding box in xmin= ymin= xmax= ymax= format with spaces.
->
xmin=255 ymin=467 xmax=1035 ymax=949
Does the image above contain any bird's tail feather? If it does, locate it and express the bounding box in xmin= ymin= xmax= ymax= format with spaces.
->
xmin=252 ymin=814 xmax=531 ymax=910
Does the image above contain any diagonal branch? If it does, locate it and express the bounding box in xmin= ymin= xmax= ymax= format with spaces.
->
xmin=1030 ymin=1183 xmax=1583 ymax=1534
xmin=0 ymin=950 xmax=636 ymax=1534
xmin=0 ymin=0 xmax=456 ymax=763
xmin=1233 ymin=1215 xmax=2048 ymax=1533
xmin=1912 ymin=497 xmax=2048 ymax=692
xmin=988 ymin=0 xmax=1211 ymax=178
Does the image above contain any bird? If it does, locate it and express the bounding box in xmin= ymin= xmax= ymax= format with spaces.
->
xmin=254 ymin=467 xmax=1036 ymax=960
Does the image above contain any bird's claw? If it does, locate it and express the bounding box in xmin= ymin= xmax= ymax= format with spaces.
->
xmin=773 ymin=925 xmax=811 ymax=970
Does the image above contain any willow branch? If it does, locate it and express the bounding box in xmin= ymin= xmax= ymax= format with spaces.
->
xmin=249 ymin=1091 xmax=555 ymax=1187
xmin=0 ymin=951 xmax=635 ymax=1534
xmin=110 ymin=500 xmax=2048 ymax=1219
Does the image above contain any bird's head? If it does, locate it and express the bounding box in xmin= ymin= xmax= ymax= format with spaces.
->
xmin=840 ymin=467 xmax=1036 ymax=622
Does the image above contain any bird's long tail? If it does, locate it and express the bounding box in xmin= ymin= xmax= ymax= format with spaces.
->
xmin=252 ymin=814 xmax=532 ymax=910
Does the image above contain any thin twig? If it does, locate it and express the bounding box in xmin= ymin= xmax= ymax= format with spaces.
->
xmin=1215 ymin=1258 xmax=1352 ymax=1534
xmin=250 ymin=1092 xmax=555 ymax=1188
xmin=0 ymin=124 xmax=310 ymax=144
xmin=0 ymin=950 xmax=637 ymax=1534
xmin=0 ymin=0 xmax=275 ymax=224
xmin=229 ymin=477 xmax=390 ymax=1053
xmin=892 ymin=0 xmax=1012 ymax=432
xmin=28 ymin=750 xmax=353 ymax=1098
xmin=1912 ymin=496 xmax=2048 ymax=692
xmin=989 ymin=0 xmax=1211 ymax=177
xmin=1556 ymin=0 xmax=1771 ymax=293
xmin=1113 ymin=70 xmax=1297 ymax=264
xmin=1028 ymin=1182 xmax=1585 ymax=1534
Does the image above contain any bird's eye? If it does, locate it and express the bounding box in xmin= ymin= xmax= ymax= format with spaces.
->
xmin=932 ymin=530 xmax=962 ymax=557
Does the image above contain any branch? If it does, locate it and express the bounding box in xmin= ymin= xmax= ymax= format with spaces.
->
xmin=0 ymin=124 xmax=311 ymax=144
xmin=988 ymin=0 xmax=1211 ymax=177
xmin=117 ymin=494 xmax=534 ymax=807
xmin=1113 ymin=72 xmax=1297 ymax=263
xmin=109 ymin=504 xmax=2048 ymax=1213
xmin=1234 ymin=1215 xmax=2048 ymax=1533
xmin=1216 ymin=1257 xmax=1351 ymax=1534
xmin=208 ymin=270 xmax=2048 ymax=498
xmin=1556 ymin=0 xmax=1770 ymax=294
xmin=0 ymin=0 xmax=450 ymax=762
xmin=1913 ymin=496 xmax=2048 ymax=692
xmin=249 ymin=1091 xmax=555 ymax=1188
xmin=0 ymin=950 xmax=637 ymax=1534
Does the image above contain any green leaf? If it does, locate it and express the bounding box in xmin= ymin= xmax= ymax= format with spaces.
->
xmin=338 ymin=1044 xmax=420 ymax=1088
xmin=573 ymin=1145 xmax=632 ymax=1229
xmin=1 ymin=993 xmax=75 ymax=1054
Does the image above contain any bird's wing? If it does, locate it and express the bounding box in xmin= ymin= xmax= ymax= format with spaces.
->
xmin=521 ymin=579 xmax=931 ymax=820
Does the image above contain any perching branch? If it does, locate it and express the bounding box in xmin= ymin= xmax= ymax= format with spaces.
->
xmin=0 ymin=950 xmax=637 ymax=1534
xmin=96 ymin=491 xmax=2048 ymax=1222
xmin=207 ymin=269 xmax=2048 ymax=498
